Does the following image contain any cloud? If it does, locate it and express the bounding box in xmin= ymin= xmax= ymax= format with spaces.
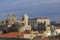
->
xmin=0 ymin=0 xmax=60 ymax=20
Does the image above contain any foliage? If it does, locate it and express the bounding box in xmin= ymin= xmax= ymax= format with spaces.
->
xmin=55 ymin=33 xmax=60 ymax=39
xmin=38 ymin=22 xmax=46 ymax=32
xmin=7 ymin=22 xmax=20 ymax=32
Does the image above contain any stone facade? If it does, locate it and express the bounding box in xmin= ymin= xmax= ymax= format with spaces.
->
xmin=29 ymin=17 xmax=50 ymax=31
xmin=19 ymin=14 xmax=31 ymax=32
xmin=7 ymin=14 xmax=17 ymax=23
xmin=7 ymin=14 xmax=51 ymax=33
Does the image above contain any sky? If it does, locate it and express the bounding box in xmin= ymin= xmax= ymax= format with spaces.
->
xmin=0 ymin=0 xmax=60 ymax=21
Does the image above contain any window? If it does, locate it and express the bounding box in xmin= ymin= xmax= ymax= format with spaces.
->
xmin=21 ymin=23 xmax=25 ymax=26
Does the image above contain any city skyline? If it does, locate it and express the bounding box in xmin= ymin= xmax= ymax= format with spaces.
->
xmin=0 ymin=0 xmax=60 ymax=21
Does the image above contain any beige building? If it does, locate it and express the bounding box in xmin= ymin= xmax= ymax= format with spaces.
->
xmin=29 ymin=17 xmax=50 ymax=31
xmin=7 ymin=14 xmax=17 ymax=23
xmin=7 ymin=14 xmax=51 ymax=33
xmin=7 ymin=14 xmax=31 ymax=32
xmin=36 ymin=18 xmax=50 ymax=25
xmin=18 ymin=14 xmax=31 ymax=32
xmin=29 ymin=18 xmax=50 ymax=25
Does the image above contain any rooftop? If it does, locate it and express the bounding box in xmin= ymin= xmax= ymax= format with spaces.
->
xmin=29 ymin=17 xmax=49 ymax=20
xmin=0 ymin=32 xmax=19 ymax=38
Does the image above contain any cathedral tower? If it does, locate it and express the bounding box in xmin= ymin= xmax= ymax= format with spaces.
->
xmin=22 ymin=14 xmax=29 ymax=26
xmin=7 ymin=14 xmax=12 ymax=22
xmin=12 ymin=14 xmax=17 ymax=22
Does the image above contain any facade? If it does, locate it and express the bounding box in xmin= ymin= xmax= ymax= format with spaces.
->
xmin=55 ymin=27 xmax=60 ymax=34
xmin=29 ymin=17 xmax=50 ymax=31
xmin=0 ymin=13 xmax=60 ymax=40
xmin=29 ymin=18 xmax=50 ymax=25
xmin=7 ymin=14 xmax=51 ymax=32
xmin=18 ymin=14 xmax=31 ymax=32
xmin=7 ymin=14 xmax=17 ymax=24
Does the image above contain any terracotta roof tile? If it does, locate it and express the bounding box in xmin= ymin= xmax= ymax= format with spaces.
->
xmin=0 ymin=32 xmax=21 ymax=38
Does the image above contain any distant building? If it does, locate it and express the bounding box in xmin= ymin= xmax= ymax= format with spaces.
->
xmin=7 ymin=14 xmax=51 ymax=32
xmin=1 ymin=13 xmax=60 ymax=39
xmin=29 ymin=17 xmax=50 ymax=31
xmin=7 ymin=14 xmax=17 ymax=24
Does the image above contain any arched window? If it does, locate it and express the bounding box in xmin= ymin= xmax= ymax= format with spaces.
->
xmin=21 ymin=23 xmax=25 ymax=26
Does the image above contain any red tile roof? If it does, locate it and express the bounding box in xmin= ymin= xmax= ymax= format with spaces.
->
xmin=0 ymin=32 xmax=24 ymax=38
xmin=43 ymin=37 xmax=49 ymax=40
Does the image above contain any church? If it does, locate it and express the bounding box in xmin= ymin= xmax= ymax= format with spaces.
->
xmin=7 ymin=14 xmax=51 ymax=33
xmin=0 ymin=13 xmax=58 ymax=38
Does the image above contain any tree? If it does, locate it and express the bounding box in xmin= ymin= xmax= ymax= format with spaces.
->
xmin=38 ymin=22 xmax=46 ymax=32
xmin=7 ymin=22 xmax=20 ymax=32
xmin=55 ymin=33 xmax=60 ymax=39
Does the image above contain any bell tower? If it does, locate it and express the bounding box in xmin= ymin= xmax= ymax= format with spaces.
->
xmin=7 ymin=14 xmax=12 ymax=22
xmin=22 ymin=14 xmax=29 ymax=26
xmin=12 ymin=14 xmax=17 ymax=22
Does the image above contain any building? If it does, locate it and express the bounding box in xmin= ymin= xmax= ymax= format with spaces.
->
xmin=1 ymin=13 xmax=60 ymax=40
xmin=29 ymin=17 xmax=50 ymax=31
xmin=55 ymin=27 xmax=60 ymax=35
xmin=7 ymin=14 xmax=17 ymax=24
xmin=18 ymin=14 xmax=31 ymax=32
xmin=7 ymin=14 xmax=51 ymax=36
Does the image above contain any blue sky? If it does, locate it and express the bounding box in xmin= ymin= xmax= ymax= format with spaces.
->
xmin=0 ymin=0 xmax=60 ymax=21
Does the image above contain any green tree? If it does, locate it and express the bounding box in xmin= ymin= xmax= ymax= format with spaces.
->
xmin=7 ymin=22 xmax=20 ymax=32
xmin=55 ymin=33 xmax=60 ymax=39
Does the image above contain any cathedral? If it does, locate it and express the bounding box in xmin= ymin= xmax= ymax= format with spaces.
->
xmin=7 ymin=14 xmax=17 ymax=23
xmin=7 ymin=14 xmax=51 ymax=33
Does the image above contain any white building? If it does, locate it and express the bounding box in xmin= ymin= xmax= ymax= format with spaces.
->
xmin=29 ymin=17 xmax=50 ymax=24
xmin=19 ymin=14 xmax=31 ymax=32
xmin=55 ymin=27 xmax=60 ymax=35
xmin=29 ymin=17 xmax=50 ymax=31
